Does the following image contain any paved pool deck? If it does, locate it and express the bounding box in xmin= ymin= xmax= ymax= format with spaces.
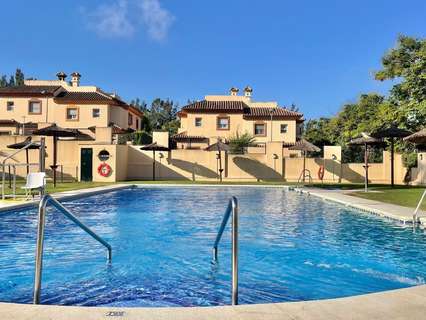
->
xmin=2 ymin=285 xmax=426 ymax=320
xmin=301 ymin=187 xmax=426 ymax=225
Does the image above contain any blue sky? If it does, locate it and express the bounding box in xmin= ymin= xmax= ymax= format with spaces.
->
xmin=0 ymin=0 xmax=425 ymax=119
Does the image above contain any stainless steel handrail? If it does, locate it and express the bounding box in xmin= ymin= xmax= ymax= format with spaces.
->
xmin=2 ymin=141 xmax=41 ymax=200
xmin=413 ymin=189 xmax=426 ymax=224
xmin=33 ymin=194 xmax=112 ymax=304
xmin=212 ymin=196 xmax=238 ymax=305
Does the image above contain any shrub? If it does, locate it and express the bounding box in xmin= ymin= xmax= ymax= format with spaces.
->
xmin=403 ymin=152 xmax=417 ymax=169
xmin=228 ymin=133 xmax=255 ymax=154
xmin=132 ymin=131 xmax=153 ymax=145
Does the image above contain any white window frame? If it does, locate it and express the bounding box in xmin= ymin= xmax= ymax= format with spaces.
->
xmin=6 ymin=101 xmax=14 ymax=111
xmin=92 ymin=108 xmax=100 ymax=118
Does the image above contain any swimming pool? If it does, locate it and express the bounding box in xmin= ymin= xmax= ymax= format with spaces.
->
xmin=1 ymin=186 xmax=426 ymax=307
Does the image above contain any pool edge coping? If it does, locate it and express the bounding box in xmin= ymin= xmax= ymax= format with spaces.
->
xmin=1 ymin=284 xmax=426 ymax=319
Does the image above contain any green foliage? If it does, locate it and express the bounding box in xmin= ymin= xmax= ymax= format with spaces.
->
xmin=402 ymin=152 xmax=417 ymax=169
xmin=15 ymin=69 xmax=25 ymax=86
xmin=228 ymin=132 xmax=255 ymax=154
xmin=0 ymin=68 xmax=25 ymax=87
xmin=375 ymin=35 xmax=426 ymax=131
xmin=131 ymin=97 xmax=180 ymax=135
xmin=305 ymin=35 xmax=426 ymax=162
xmin=132 ymin=131 xmax=153 ymax=145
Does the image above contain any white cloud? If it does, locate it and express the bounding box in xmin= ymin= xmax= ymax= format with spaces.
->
xmin=82 ymin=0 xmax=174 ymax=41
xmin=138 ymin=0 xmax=175 ymax=41
xmin=85 ymin=0 xmax=134 ymax=38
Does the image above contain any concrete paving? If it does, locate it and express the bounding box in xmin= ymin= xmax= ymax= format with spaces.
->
xmin=302 ymin=187 xmax=426 ymax=225
xmin=1 ymin=285 xmax=426 ymax=319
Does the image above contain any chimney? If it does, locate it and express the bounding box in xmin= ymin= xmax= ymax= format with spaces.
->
xmin=244 ymin=86 xmax=253 ymax=98
xmin=70 ymin=72 xmax=81 ymax=87
xmin=56 ymin=71 xmax=67 ymax=81
xmin=229 ymin=87 xmax=239 ymax=96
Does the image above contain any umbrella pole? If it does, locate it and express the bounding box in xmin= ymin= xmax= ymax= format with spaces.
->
xmin=218 ymin=149 xmax=223 ymax=183
xmin=53 ymin=135 xmax=57 ymax=187
xmin=364 ymin=143 xmax=368 ymax=192
xmin=26 ymin=149 xmax=29 ymax=175
xmin=303 ymin=151 xmax=306 ymax=183
xmin=152 ymin=150 xmax=155 ymax=181
xmin=390 ymin=137 xmax=394 ymax=187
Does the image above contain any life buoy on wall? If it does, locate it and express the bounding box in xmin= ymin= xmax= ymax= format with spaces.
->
xmin=318 ymin=165 xmax=325 ymax=180
xmin=98 ymin=163 xmax=112 ymax=177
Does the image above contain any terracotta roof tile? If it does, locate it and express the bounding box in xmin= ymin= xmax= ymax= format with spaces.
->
xmin=180 ymin=100 xmax=303 ymax=119
xmin=182 ymin=101 xmax=247 ymax=112
xmin=172 ymin=131 xmax=208 ymax=141
xmin=243 ymin=107 xmax=303 ymax=119
xmin=0 ymin=85 xmax=61 ymax=97
xmin=54 ymin=91 xmax=128 ymax=106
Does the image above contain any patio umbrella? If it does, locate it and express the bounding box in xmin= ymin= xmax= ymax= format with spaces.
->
xmin=140 ymin=143 xmax=169 ymax=181
xmin=205 ymin=139 xmax=230 ymax=182
xmin=7 ymin=137 xmax=42 ymax=175
xmin=348 ymin=133 xmax=386 ymax=192
xmin=288 ymin=139 xmax=320 ymax=183
xmin=371 ymin=125 xmax=411 ymax=187
xmin=404 ymin=129 xmax=426 ymax=145
xmin=32 ymin=124 xmax=79 ymax=187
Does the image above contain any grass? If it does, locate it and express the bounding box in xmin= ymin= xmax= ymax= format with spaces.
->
xmin=2 ymin=181 xmax=114 ymax=198
xmin=348 ymin=186 xmax=426 ymax=210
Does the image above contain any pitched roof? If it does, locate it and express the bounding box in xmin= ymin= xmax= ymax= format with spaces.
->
xmin=172 ymin=131 xmax=208 ymax=141
xmin=182 ymin=100 xmax=247 ymax=112
xmin=243 ymin=107 xmax=302 ymax=119
xmin=128 ymin=105 xmax=144 ymax=117
xmin=0 ymin=85 xmax=61 ymax=97
xmin=180 ymin=100 xmax=303 ymax=120
xmin=54 ymin=91 xmax=128 ymax=106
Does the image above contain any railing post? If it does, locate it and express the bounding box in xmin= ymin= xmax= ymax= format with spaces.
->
xmin=12 ymin=165 xmax=16 ymax=200
xmin=39 ymin=138 xmax=45 ymax=198
xmin=231 ymin=197 xmax=238 ymax=306
xmin=33 ymin=197 xmax=47 ymax=304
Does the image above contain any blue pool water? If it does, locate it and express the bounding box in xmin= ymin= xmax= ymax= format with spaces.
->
xmin=1 ymin=186 xmax=426 ymax=307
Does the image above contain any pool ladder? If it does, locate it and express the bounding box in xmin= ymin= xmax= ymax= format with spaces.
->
xmin=212 ymin=197 xmax=239 ymax=305
xmin=33 ymin=194 xmax=112 ymax=304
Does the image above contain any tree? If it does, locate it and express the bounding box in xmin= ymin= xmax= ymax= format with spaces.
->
xmin=8 ymin=75 xmax=15 ymax=87
xmin=0 ymin=68 xmax=25 ymax=87
xmin=375 ymin=35 xmax=426 ymax=131
xmin=131 ymin=97 xmax=180 ymax=134
xmin=15 ymin=69 xmax=24 ymax=86
xmin=0 ymin=76 xmax=7 ymax=87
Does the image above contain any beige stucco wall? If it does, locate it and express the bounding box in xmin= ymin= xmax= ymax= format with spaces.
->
xmin=152 ymin=131 xmax=169 ymax=148
xmin=181 ymin=112 xmax=297 ymax=144
xmin=0 ymin=97 xmax=140 ymax=130
xmin=0 ymin=133 xmax=413 ymax=185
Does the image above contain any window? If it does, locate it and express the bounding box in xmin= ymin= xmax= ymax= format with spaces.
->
xmin=195 ymin=117 xmax=202 ymax=127
xmin=28 ymin=101 xmax=41 ymax=114
xmin=6 ymin=101 xmax=14 ymax=111
xmin=280 ymin=124 xmax=288 ymax=133
xmin=128 ymin=113 xmax=133 ymax=125
xmin=66 ymin=107 xmax=78 ymax=120
xmin=92 ymin=108 xmax=100 ymax=118
xmin=254 ymin=123 xmax=266 ymax=136
xmin=136 ymin=119 xmax=139 ymax=130
xmin=217 ymin=116 xmax=230 ymax=130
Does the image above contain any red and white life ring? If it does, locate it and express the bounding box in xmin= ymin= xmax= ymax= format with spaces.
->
xmin=318 ymin=165 xmax=325 ymax=180
xmin=98 ymin=163 xmax=112 ymax=177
